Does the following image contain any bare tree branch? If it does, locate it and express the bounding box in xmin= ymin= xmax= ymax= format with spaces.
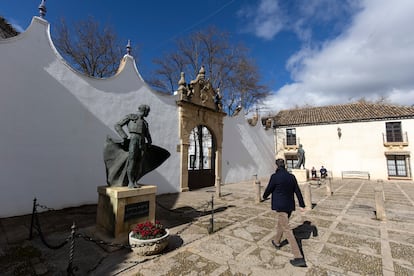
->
xmin=53 ymin=17 xmax=126 ymax=78
xmin=149 ymin=26 xmax=270 ymax=115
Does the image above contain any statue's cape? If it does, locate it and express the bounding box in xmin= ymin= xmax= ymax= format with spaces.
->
xmin=103 ymin=136 xmax=170 ymax=187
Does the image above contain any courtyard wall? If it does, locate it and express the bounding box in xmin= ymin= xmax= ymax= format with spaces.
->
xmin=0 ymin=16 xmax=274 ymax=217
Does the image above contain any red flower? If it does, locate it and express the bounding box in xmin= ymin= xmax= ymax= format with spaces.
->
xmin=132 ymin=220 xmax=166 ymax=240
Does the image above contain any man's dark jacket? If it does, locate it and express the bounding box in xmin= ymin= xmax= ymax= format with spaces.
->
xmin=263 ymin=167 xmax=305 ymax=213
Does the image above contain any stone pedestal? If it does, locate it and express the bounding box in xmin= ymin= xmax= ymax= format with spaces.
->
xmin=291 ymin=169 xmax=308 ymax=183
xmin=96 ymin=185 xmax=157 ymax=239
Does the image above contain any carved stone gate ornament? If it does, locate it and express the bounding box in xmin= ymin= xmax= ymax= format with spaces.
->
xmin=176 ymin=66 xmax=226 ymax=192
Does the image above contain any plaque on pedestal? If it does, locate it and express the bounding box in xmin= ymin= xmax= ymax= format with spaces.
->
xmin=96 ymin=185 xmax=157 ymax=239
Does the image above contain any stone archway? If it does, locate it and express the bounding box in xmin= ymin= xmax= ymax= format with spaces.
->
xmin=176 ymin=67 xmax=226 ymax=191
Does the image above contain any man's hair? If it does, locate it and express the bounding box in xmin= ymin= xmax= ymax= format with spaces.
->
xmin=275 ymin=158 xmax=285 ymax=168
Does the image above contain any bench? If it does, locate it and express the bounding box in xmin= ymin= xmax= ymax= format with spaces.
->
xmin=341 ymin=171 xmax=370 ymax=180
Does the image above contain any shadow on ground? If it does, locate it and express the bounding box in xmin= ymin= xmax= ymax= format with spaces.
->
xmin=0 ymin=191 xmax=230 ymax=275
xmin=294 ymin=220 xmax=319 ymax=258
xmin=156 ymin=200 xmax=230 ymax=229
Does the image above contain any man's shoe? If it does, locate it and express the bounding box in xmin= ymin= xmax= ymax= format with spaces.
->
xmin=271 ymin=240 xmax=281 ymax=250
xmin=290 ymin=258 xmax=307 ymax=267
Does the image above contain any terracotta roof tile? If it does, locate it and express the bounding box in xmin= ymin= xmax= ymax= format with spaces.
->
xmin=273 ymin=102 xmax=414 ymax=126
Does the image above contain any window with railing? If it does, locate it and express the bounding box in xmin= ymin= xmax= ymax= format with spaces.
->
xmin=386 ymin=122 xmax=403 ymax=142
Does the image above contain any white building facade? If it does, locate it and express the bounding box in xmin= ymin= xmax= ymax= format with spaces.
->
xmin=273 ymin=103 xmax=414 ymax=181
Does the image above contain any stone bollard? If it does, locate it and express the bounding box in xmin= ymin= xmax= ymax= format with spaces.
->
xmin=215 ymin=177 xmax=221 ymax=198
xmin=302 ymin=183 xmax=312 ymax=210
xmin=375 ymin=180 xmax=386 ymax=220
xmin=255 ymin=179 xmax=261 ymax=203
xmin=326 ymin=178 xmax=333 ymax=196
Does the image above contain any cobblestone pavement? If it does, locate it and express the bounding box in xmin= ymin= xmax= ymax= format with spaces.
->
xmin=1 ymin=179 xmax=414 ymax=275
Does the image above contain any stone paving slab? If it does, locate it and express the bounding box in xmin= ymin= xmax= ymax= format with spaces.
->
xmin=1 ymin=179 xmax=414 ymax=275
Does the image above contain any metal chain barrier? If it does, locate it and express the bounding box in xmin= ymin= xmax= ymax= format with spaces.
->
xmin=75 ymin=232 xmax=165 ymax=249
xmin=29 ymin=197 xmax=214 ymax=250
xmin=28 ymin=198 xmax=78 ymax=275
xmin=27 ymin=196 xmax=223 ymax=274
xmin=76 ymin=233 xmax=129 ymax=248
xmin=36 ymin=203 xmax=55 ymax=212
xmin=29 ymin=198 xmax=70 ymax=250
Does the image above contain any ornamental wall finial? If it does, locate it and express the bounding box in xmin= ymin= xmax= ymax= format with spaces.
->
xmin=38 ymin=0 xmax=47 ymax=18
xmin=198 ymin=66 xmax=205 ymax=80
xmin=178 ymin=72 xmax=187 ymax=94
xmin=178 ymin=72 xmax=186 ymax=87
xmin=126 ymin=40 xmax=131 ymax=55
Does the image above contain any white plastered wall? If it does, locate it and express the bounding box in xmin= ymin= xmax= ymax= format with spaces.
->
xmin=0 ymin=17 xmax=276 ymax=217
xmin=0 ymin=17 xmax=180 ymax=217
xmin=276 ymin=119 xmax=414 ymax=180
xmin=222 ymin=115 xmax=275 ymax=184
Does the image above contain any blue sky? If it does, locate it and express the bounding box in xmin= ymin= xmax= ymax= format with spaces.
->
xmin=1 ymin=0 xmax=414 ymax=114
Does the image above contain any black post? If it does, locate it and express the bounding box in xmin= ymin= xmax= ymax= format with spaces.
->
xmin=29 ymin=197 xmax=37 ymax=240
xmin=209 ymin=195 xmax=214 ymax=234
xmin=67 ymin=222 xmax=76 ymax=275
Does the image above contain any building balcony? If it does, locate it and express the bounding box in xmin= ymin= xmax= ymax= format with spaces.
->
xmin=283 ymin=138 xmax=300 ymax=149
xmin=383 ymin=132 xmax=408 ymax=147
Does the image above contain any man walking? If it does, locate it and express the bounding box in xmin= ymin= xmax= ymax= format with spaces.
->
xmin=263 ymin=158 xmax=307 ymax=267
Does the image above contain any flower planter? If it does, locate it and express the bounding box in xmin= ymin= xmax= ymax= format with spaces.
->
xmin=129 ymin=229 xmax=170 ymax=256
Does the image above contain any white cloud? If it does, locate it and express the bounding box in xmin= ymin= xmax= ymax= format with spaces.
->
xmin=238 ymin=0 xmax=285 ymax=40
xmin=262 ymin=0 xmax=414 ymax=112
xmin=239 ymin=0 xmax=357 ymax=43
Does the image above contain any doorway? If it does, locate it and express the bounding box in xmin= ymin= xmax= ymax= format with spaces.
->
xmin=176 ymin=67 xmax=225 ymax=192
xmin=188 ymin=125 xmax=216 ymax=190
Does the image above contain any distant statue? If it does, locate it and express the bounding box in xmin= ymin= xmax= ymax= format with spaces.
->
xmin=103 ymin=105 xmax=170 ymax=188
xmin=295 ymin=144 xmax=305 ymax=169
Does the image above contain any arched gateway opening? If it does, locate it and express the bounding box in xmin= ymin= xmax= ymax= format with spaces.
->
xmin=176 ymin=67 xmax=225 ymax=191
xmin=188 ymin=125 xmax=216 ymax=190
